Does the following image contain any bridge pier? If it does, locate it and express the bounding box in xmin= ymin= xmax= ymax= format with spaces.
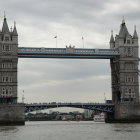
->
xmin=0 ymin=104 xmax=25 ymax=125
xmin=105 ymin=104 xmax=140 ymax=123
xmin=114 ymin=104 xmax=140 ymax=123
xmin=105 ymin=112 xmax=114 ymax=123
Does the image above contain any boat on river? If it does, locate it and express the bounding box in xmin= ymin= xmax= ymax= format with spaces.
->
xmin=93 ymin=113 xmax=105 ymax=122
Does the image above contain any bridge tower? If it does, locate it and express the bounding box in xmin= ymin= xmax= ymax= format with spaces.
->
xmin=0 ymin=17 xmax=18 ymax=103
xmin=0 ymin=17 xmax=24 ymax=125
xmin=110 ymin=19 xmax=139 ymax=104
xmin=107 ymin=19 xmax=140 ymax=122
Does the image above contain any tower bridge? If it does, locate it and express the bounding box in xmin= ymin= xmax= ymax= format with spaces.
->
xmin=0 ymin=17 xmax=140 ymax=125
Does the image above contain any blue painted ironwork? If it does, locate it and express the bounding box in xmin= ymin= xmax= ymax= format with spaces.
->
xmin=18 ymin=47 xmax=120 ymax=59
xmin=25 ymin=103 xmax=114 ymax=113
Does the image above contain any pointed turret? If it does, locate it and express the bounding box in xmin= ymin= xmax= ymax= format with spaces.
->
xmin=119 ymin=18 xmax=129 ymax=38
xmin=110 ymin=30 xmax=114 ymax=43
xmin=133 ymin=25 xmax=138 ymax=46
xmin=110 ymin=30 xmax=115 ymax=48
xmin=133 ymin=25 xmax=138 ymax=39
xmin=12 ymin=21 xmax=18 ymax=43
xmin=2 ymin=17 xmax=9 ymax=33
xmin=12 ymin=21 xmax=18 ymax=36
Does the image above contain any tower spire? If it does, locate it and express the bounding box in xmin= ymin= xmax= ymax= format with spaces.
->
xmin=135 ymin=25 xmax=136 ymax=30
xmin=119 ymin=17 xmax=129 ymax=38
xmin=122 ymin=16 xmax=125 ymax=24
xmin=133 ymin=25 xmax=138 ymax=39
xmin=14 ymin=21 xmax=16 ymax=27
xmin=12 ymin=21 xmax=18 ymax=36
xmin=110 ymin=30 xmax=115 ymax=48
xmin=110 ymin=30 xmax=114 ymax=43
xmin=2 ymin=15 xmax=9 ymax=33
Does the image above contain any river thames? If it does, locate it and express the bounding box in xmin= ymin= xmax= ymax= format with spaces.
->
xmin=0 ymin=121 xmax=139 ymax=140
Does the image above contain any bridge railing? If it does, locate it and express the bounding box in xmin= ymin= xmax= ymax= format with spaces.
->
xmin=25 ymin=102 xmax=114 ymax=106
xmin=18 ymin=47 xmax=120 ymax=56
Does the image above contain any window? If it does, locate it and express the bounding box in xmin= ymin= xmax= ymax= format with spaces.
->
xmin=6 ymin=89 xmax=8 ymax=94
xmin=128 ymin=48 xmax=131 ymax=54
xmin=132 ymin=77 xmax=134 ymax=82
xmin=2 ymin=87 xmax=6 ymax=94
xmin=2 ymin=45 xmax=12 ymax=52
xmin=125 ymin=63 xmax=134 ymax=70
xmin=2 ymin=63 xmax=12 ymax=68
xmin=5 ymin=36 xmax=9 ymax=41
xmin=125 ymin=75 xmax=134 ymax=83
xmin=6 ymin=77 xmax=8 ymax=82
xmin=128 ymin=77 xmax=131 ymax=82
xmin=2 ymin=76 xmax=12 ymax=82
xmin=127 ymin=40 xmax=130 ymax=44
xmin=5 ymin=45 xmax=9 ymax=51
xmin=127 ymin=48 xmax=133 ymax=56
xmin=1 ymin=87 xmax=12 ymax=96
xmin=129 ymin=89 xmax=131 ymax=93
xmin=9 ymin=87 xmax=12 ymax=94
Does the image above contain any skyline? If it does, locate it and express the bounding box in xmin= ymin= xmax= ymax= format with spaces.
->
xmin=0 ymin=0 xmax=140 ymax=104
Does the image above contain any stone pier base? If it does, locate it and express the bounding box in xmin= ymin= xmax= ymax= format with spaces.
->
xmin=105 ymin=104 xmax=140 ymax=123
xmin=0 ymin=104 xmax=25 ymax=125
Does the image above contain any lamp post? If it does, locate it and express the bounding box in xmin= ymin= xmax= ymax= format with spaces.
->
xmin=22 ymin=90 xmax=25 ymax=103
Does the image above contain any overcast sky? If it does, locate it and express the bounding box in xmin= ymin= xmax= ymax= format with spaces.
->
xmin=1 ymin=0 xmax=140 ymax=105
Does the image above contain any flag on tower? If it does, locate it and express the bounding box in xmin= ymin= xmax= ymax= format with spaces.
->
xmin=54 ymin=35 xmax=58 ymax=47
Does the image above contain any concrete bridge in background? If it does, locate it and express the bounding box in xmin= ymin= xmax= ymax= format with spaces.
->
xmin=25 ymin=103 xmax=114 ymax=113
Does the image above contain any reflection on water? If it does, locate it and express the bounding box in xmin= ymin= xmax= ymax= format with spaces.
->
xmin=0 ymin=126 xmax=17 ymax=132
xmin=0 ymin=121 xmax=139 ymax=140
xmin=113 ymin=123 xmax=138 ymax=132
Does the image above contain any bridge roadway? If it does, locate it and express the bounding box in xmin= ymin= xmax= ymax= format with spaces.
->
xmin=18 ymin=47 xmax=120 ymax=59
xmin=25 ymin=103 xmax=114 ymax=113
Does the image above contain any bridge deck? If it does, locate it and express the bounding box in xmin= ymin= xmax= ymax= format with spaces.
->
xmin=18 ymin=47 xmax=120 ymax=59
xmin=25 ymin=103 xmax=114 ymax=113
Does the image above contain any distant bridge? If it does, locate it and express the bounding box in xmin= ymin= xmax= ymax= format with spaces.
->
xmin=25 ymin=103 xmax=114 ymax=113
xmin=18 ymin=47 xmax=120 ymax=59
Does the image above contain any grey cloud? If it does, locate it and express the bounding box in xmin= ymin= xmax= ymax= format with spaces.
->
xmin=18 ymin=59 xmax=110 ymax=85
xmin=19 ymin=72 xmax=111 ymax=103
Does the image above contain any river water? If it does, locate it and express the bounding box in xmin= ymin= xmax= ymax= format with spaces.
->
xmin=0 ymin=121 xmax=139 ymax=140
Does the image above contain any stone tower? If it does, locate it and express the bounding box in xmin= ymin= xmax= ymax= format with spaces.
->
xmin=110 ymin=19 xmax=139 ymax=103
xmin=0 ymin=17 xmax=18 ymax=103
